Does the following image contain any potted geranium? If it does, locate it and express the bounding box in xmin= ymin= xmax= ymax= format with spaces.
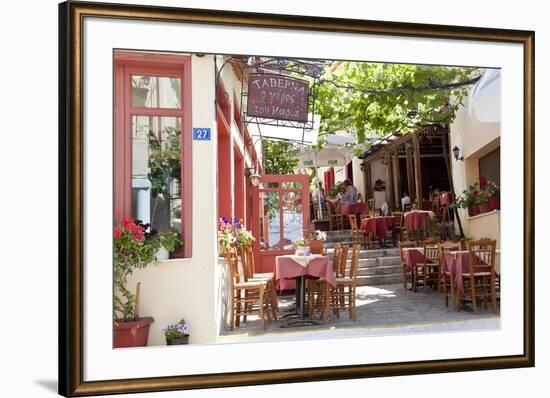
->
xmin=477 ymin=176 xmax=491 ymax=214
xmin=163 ymin=319 xmax=190 ymax=345
xmin=113 ymin=217 xmax=159 ymax=348
xmin=309 ymin=230 xmax=327 ymax=254
xmin=486 ymin=179 xmax=500 ymax=210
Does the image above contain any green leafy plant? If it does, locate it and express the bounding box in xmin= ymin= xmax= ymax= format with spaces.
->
xmin=156 ymin=230 xmax=182 ymax=252
xmin=295 ymin=239 xmax=307 ymax=247
xmin=113 ymin=218 xmax=160 ymax=322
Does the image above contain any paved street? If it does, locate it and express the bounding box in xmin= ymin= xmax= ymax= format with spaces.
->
xmin=219 ymin=283 xmax=500 ymax=343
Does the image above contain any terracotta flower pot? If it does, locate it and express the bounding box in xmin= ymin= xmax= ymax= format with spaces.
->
xmin=489 ymin=196 xmax=500 ymax=210
xmin=478 ymin=203 xmax=490 ymax=214
xmin=114 ymin=317 xmax=154 ymax=348
xmin=166 ymin=335 xmax=189 ymax=345
xmin=309 ymin=240 xmax=324 ymax=254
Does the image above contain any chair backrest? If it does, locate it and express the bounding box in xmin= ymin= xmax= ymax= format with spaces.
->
xmin=367 ymin=198 xmax=375 ymax=212
xmin=466 ymin=238 xmax=496 ymax=271
xmin=423 ymin=241 xmax=440 ymax=263
xmin=243 ymin=245 xmax=256 ymax=277
xmin=393 ymin=211 xmax=403 ymax=227
xmin=398 ymin=240 xmax=416 ymax=263
xmin=359 ymin=213 xmax=369 ymax=220
xmin=421 ymin=237 xmax=441 ymax=246
xmin=348 ymin=215 xmax=357 ymax=231
xmin=339 ymin=245 xmax=349 ymax=278
xmin=227 ymin=250 xmax=246 ymax=287
xmin=437 ymin=241 xmax=461 ymax=268
xmin=327 ymin=200 xmax=335 ymax=217
xmin=331 ymin=244 xmax=342 ymax=275
xmin=349 ymin=244 xmax=361 ymax=280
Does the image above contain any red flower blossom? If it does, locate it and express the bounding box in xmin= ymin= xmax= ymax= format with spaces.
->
xmin=121 ymin=217 xmax=135 ymax=230
xmin=114 ymin=226 xmax=122 ymax=238
xmin=472 ymin=191 xmax=479 ymax=197
xmin=480 ymin=176 xmax=488 ymax=189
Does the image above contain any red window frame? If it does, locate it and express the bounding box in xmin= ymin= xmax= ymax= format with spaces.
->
xmin=114 ymin=51 xmax=192 ymax=258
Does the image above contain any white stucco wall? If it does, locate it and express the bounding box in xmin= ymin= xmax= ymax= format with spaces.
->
xmin=127 ymin=55 xmax=220 ymax=346
xmin=450 ymin=69 xmax=501 ymax=244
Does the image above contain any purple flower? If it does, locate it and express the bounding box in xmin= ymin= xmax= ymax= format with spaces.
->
xmin=182 ymin=324 xmax=189 ymax=335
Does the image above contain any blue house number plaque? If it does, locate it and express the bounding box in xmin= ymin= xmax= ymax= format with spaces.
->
xmin=193 ymin=128 xmax=211 ymax=141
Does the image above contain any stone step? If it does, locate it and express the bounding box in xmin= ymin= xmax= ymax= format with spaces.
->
xmin=356 ymin=264 xmax=402 ymax=276
xmin=356 ymin=273 xmax=404 ymax=286
xmin=325 ymin=247 xmax=400 ymax=259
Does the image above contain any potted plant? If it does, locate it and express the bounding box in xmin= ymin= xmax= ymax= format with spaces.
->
xmin=113 ymin=217 xmax=159 ymax=348
xmin=485 ymin=178 xmax=500 ymax=210
xmin=309 ymin=230 xmax=327 ymax=254
xmin=218 ymin=217 xmax=255 ymax=256
xmin=154 ymin=229 xmax=182 ymax=260
xmin=163 ymin=319 xmax=190 ymax=345
xmin=294 ymin=239 xmax=309 ymax=256
xmin=477 ymin=176 xmax=491 ymax=214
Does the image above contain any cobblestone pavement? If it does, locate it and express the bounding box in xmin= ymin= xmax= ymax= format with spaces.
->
xmin=219 ymin=283 xmax=500 ymax=343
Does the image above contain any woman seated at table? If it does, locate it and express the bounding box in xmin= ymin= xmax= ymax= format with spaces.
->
xmin=341 ymin=179 xmax=358 ymax=204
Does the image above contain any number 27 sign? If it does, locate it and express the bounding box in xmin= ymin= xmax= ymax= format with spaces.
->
xmin=193 ymin=128 xmax=211 ymax=141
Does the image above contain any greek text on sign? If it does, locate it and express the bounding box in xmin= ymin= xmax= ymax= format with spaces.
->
xmin=247 ymin=74 xmax=309 ymax=122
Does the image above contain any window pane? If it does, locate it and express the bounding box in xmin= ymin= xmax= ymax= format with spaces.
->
xmin=479 ymin=148 xmax=500 ymax=186
xmin=131 ymin=116 xmax=182 ymax=237
xmin=282 ymin=191 xmax=304 ymax=250
xmin=132 ymin=75 xmax=181 ymax=109
xmin=259 ymin=191 xmax=280 ymax=250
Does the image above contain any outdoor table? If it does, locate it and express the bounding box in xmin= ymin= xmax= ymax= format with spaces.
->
xmin=404 ymin=210 xmax=434 ymax=240
xmin=341 ymin=202 xmax=369 ymax=215
xmin=360 ymin=216 xmax=396 ymax=244
xmin=275 ymin=255 xmax=335 ymax=321
xmin=402 ymin=247 xmax=426 ymax=271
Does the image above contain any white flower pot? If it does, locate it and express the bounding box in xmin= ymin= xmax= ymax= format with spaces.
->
xmin=156 ymin=246 xmax=170 ymax=261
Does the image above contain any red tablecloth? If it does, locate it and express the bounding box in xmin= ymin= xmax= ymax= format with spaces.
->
xmin=404 ymin=211 xmax=431 ymax=232
xmin=439 ymin=192 xmax=453 ymax=207
xmin=341 ymin=202 xmax=369 ymax=215
xmin=275 ymin=255 xmax=336 ymax=291
xmin=441 ymin=251 xmax=491 ymax=294
xmin=360 ymin=216 xmax=396 ymax=241
xmin=402 ymin=248 xmax=426 ymax=271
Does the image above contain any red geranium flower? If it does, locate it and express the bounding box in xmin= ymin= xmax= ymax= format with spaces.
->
xmin=480 ymin=176 xmax=488 ymax=189
xmin=114 ymin=226 xmax=122 ymax=238
xmin=472 ymin=191 xmax=479 ymax=197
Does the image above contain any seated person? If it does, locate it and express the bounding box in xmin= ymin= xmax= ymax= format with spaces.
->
xmin=380 ymin=201 xmax=389 ymax=216
xmin=341 ymin=179 xmax=358 ymax=204
xmin=401 ymin=192 xmax=411 ymax=211
xmin=312 ymin=182 xmax=327 ymax=211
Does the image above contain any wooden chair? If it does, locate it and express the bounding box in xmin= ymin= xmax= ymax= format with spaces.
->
xmin=398 ymin=240 xmax=417 ymax=290
xmin=330 ymin=244 xmax=361 ymax=320
xmin=348 ymin=215 xmax=362 ymax=245
xmin=438 ymin=241 xmax=462 ymax=308
xmin=240 ymin=245 xmax=278 ymax=318
xmin=459 ymin=239 xmax=497 ymax=313
xmin=413 ymin=242 xmax=440 ymax=292
xmin=327 ymin=200 xmax=344 ymax=231
xmin=367 ymin=198 xmax=376 ymax=214
xmin=307 ymin=245 xmax=342 ymax=320
xmin=227 ymin=252 xmax=271 ymax=330
xmin=392 ymin=211 xmax=406 ymax=242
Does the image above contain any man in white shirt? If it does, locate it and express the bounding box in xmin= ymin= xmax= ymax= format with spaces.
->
xmin=401 ymin=192 xmax=411 ymax=211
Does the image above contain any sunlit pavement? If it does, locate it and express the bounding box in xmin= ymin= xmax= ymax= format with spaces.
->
xmin=219 ymin=283 xmax=500 ymax=343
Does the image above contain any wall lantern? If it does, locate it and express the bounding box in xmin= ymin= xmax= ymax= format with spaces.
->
xmin=452 ymin=145 xmax=464 ymax=161
xmin=245 ymin=167 xmax=261 ymax=187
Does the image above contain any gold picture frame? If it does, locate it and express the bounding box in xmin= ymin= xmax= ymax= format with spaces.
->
xmin=59 ymin=1 xmax=534 ymax=396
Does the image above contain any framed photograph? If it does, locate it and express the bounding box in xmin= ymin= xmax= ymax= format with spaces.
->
xmin=59 ymin=1 xmax=534 ymax=396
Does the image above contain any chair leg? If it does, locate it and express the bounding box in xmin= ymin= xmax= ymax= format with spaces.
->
xmin=471 ymin=280 xmax=478 ymax=313
xmin=259 ymin=289 xmax=266 ymax=330
xmin=322 ymin=282 xmax=330 ymax=321
xmin=229 ymin=295 xmax=235 ymax=331
xmin=402 ymin=264 xmax=408 ymax=290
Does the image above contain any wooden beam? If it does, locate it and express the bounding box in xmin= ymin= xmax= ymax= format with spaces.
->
xmin=392 ymin=149 xmax=401 ymax=209
xmin=405 ymin=141 xmax=415 ymax=202
xmin=384 ymin=154 xmax=394 ymax=210
xmin=364 ymin=162 xmax=373 ymax=201
xmin=412 ymin=133 xmax=423 ymax=207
